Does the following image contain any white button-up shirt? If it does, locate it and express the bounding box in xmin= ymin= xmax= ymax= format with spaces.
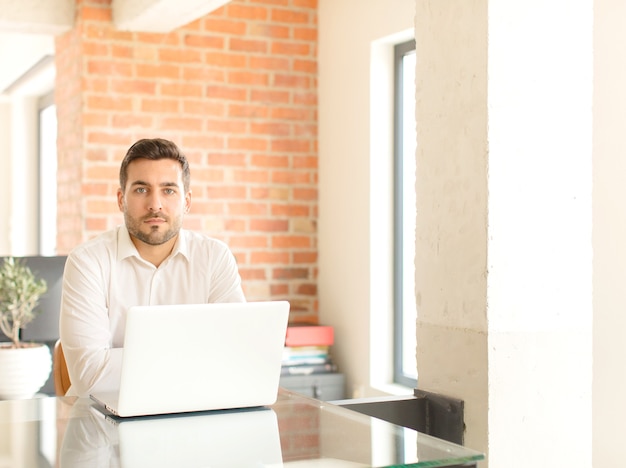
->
xmin=60 ymin=225 xmax=246 ymax=397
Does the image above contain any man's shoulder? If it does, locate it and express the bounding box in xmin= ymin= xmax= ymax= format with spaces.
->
xmin=181 ymin=229 xmax=227 ymax=246
xmin=68 ymin=227 xmax=120 ymax=257
xmin=180 ymin=229 xmax=232 ymax=256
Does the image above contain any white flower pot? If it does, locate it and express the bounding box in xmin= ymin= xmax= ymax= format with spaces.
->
xmin=0 ymin=343 xmax=52 ymax=400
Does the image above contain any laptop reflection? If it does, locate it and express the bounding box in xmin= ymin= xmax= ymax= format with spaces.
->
xmin=60 ymin=400 xmax=283 ymax=467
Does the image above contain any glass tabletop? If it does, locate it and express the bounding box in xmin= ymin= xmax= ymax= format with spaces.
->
xmin=0 ymin=389 xmax=484 ymax=467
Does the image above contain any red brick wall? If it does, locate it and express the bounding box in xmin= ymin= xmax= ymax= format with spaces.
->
xmin=54 ymin=0 xmax=318 ymax=319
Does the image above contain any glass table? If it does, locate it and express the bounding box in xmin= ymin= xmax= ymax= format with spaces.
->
xmin=0 ymin=388 xmax=484 ymax=467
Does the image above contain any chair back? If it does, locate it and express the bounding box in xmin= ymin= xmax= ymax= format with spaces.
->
xmin=53 ymin=340 xmax=71 ymax=396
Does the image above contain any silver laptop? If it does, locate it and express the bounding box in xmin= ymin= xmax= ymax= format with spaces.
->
xmin=90 ymin=300 xmax=290 ymax=417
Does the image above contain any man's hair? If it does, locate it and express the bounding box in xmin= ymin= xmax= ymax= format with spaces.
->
xmin=119 ymin=138 xmax=191 ymax=192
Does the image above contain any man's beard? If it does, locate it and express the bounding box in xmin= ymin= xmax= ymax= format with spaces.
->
xmin=125 ymin=213 xmax=182 ymax=246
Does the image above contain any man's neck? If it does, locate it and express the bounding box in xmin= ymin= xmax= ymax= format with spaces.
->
xmin=131 ymin=235 xmax=178 ymax=267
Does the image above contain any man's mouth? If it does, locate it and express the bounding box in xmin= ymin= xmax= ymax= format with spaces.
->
xmin=144 ymin=215 xmax=167 ymax=224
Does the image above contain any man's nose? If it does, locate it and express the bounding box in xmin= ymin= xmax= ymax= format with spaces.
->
xmin=148 ymin=193 xmax=163 ymax=211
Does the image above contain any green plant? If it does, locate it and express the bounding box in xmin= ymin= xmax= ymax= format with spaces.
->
xmin=0 ymin=258 xmax=47 ymax=348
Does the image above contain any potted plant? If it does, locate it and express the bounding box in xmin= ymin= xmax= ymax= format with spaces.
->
xmin=0 ymin=257 xmax=50 ymax=399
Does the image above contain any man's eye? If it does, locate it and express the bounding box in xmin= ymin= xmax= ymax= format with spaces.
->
xmin=164 ymin=188 xmax=175 ymax=195
xmin=135 ymin=187 xmax=147 ymax=194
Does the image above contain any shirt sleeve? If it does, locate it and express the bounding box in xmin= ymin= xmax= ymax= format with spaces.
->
xmin=208 ymin=242 xmax=246 ymax=303
xmin=59 ymin=252 xmax=123 ymax=397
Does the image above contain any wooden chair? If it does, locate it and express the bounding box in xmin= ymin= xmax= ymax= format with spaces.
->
xmin=53 ymin=340 xmax=71 ymax=396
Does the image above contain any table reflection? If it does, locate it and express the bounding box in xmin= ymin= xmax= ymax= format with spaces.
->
xmin=0 ymin=390 xmax=484 ymax=467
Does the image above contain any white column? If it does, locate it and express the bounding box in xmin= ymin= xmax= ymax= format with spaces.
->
xmin=415 ymin=1 xmax=593 ymax=466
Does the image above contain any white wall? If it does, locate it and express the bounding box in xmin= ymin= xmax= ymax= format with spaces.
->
xmin=0 ymin=102 xmax=11 ymax=253
xmin=593 ymin=0 xmax=626 ymax=465
xmin=487 ymin=2 xmax=593 ymax=465
xmin=318 ymin=0 xmax=416 ymax=398
xmin=0 ymin=34 xmax=54 ymax=256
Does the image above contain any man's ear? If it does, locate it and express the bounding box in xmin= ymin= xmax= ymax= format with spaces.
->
xmin=117 ymin=187 xmax=125 ymax=212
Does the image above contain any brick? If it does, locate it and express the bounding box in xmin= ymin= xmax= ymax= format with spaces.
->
xmin=183 ymin=67 xmax=226 ymax=83
xmin=270 ymin=107 xmax=312 ymax=120
xmin=86 ymin=59 xmax=133 ymax=76
xmin=207 ymin=153 xmax=247 ymax=166
xmin=110 ymin=79 xmax=157 ymax=95
xmin=136 ymin=32 xmax=180 ymax=46
xmin=250 ymin=122 xmax=290 ymax=136
xmin=228 ymin=71 xmax=269 ymax=86
xmin=274 ymin=74 xmax=311 ymax=88
xmin=296 ymin=283 xmax=317 ymax=295
xmin=161 ymin=83 xmax=203 ymax=97
xmin=294 ymin=27 xmax=317 ymax=41
xmin=250 ymin=251 xmax=290 ymax=263
xmin=111 ymin=114 xmax=154 ymax=128
xmin=293 ymin=155 xmax=318 ymax=169
xmin=249 ymin=55 xmax=290 ymax=71
xmin=271 ymin=9 xmax=310 ymax=24
xmin=228 ymin=137 xmax=268 ymax=151
xmin=293 ymin=0 xmax=318 ymax=8
xmin=206 ymin=185 xmax=247 ymax=199
xmin=184 ymin=34 xmax=225 ymax=49
xmin=206 ymin=119 xmax=247 ymax=133
xmin=160 ymin=117 xmax=204 ymax=131
xmin=272 ymin=236 xmax=311 ymax=248
xmin=249 ymin=219 xmax=289 ymax=231
xmin=228 ymin=103 xmax=269 ymax=118
xmin=203 ymin=18 xmax=247 ymax=35
xmin=229 ymin=202 xmax=269 ymax=216
xmin=273 ymin=268 xmax=309 ymax=279
xmin=81 ymin=6 xmax=112 ymax=22
xmin=271 ymin=41 xmax=310 ymax=56
xmin=136 ymin=63 xmax=180 ymax=80
xmin=293 ymin=252 xmax=317 ymax=263
xmin=250 ymin=89 xmax=290 ymax=103
xmin=271 ymin=204 xmax=310 ymax=217
xmin=86 ymin=95 xmax=133 ymax=112
xmin=141 ymin=98 xmax=180 ymax=113
xmin=207 ymin=85 xmax=248 ymax=101
xmin=229 ymin=37 xmax=268 ymax=53
xmin=293 ymin=59 xmax=317 ymax=74
xmin=183 ymin=100 xmax=225 ymax=116
xmin=111 ymin=44 xmax=133 ymax=59
xmin=239 ymin=268 xmax=267 ymax=280
xmin=230 ymin=235 xmax=270 ymax=248
xmin=158 ymin=48 xmax=203 ymax=63
xmin=227 ymin=4 xmax=269 ymax=20
xmin=293 ymin=187 xmax=317 ymax=201
xmin=271 ymin=171 xmax=312 ymax=184
xmin=250 ymin=153 xmax=289 ymax=167
xmin=82 ymin=41 xmax=110 ymax=56
xmin=233 ymin=169 xmax=270 ymax=183
xmin=248 ymin=23 xmax=290 ymax=39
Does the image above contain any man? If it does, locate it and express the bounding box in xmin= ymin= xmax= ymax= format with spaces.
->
xmin=60 ymin=138 xmax=245 ymax=397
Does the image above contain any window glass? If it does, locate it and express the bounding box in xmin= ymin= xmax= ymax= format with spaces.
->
xmin=39 ymin=95 xmax=57 ymax=256
xmin=394 ymin=40 xmax=417 ymax=387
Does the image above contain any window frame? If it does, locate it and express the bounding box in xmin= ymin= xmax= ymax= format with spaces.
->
xmin=393 ymin=39 xmax=417 ymax=388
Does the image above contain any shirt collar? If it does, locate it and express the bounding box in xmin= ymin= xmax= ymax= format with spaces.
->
xmin=116 ymin=225 xmax=191 ymax=262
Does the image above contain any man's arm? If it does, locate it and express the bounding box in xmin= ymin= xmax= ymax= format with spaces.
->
xmin=208 ymin=244 xmax=246 ymax=303
xmin=59 ymin=254 xmax=122 ymax=397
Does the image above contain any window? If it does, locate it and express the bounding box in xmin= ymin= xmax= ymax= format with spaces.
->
xmin=393 ymin=39 xmax=417 ymax=387
xmin=38 ymin=91 xmax=57 ymax=256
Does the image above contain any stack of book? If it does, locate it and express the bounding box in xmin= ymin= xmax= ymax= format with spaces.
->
xmin=281 ymin=324 xmax=337 ymax=376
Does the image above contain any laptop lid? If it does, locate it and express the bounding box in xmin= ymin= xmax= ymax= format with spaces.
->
xmin=91 ymin=300 xmax=290 ymax=417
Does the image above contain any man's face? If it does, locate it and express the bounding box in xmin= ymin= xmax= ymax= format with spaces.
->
xmin=117 ymin=158 xmax=191 ymax=247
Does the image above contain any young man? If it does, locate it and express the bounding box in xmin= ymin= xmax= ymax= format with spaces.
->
xmin=59 ymin=138 xmax=245 ymax=397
